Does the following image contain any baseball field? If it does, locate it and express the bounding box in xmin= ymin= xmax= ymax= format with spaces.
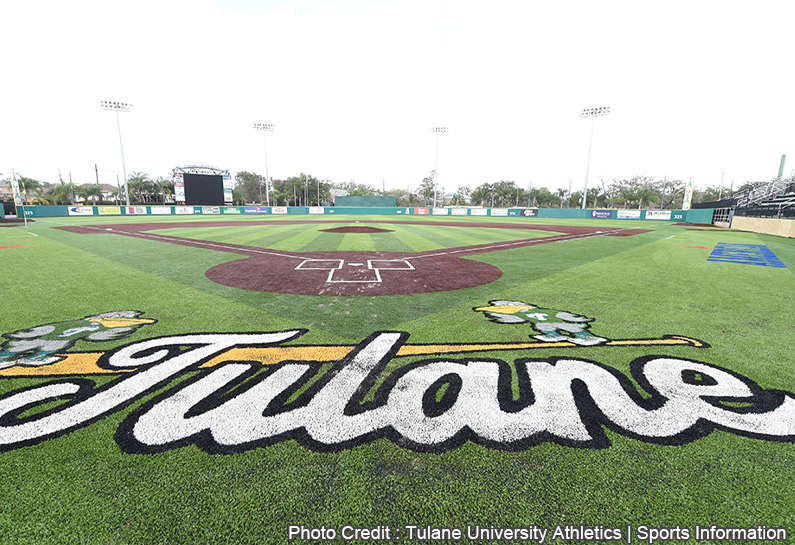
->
xmin=1 ymin=213 xmax=793 ymax=544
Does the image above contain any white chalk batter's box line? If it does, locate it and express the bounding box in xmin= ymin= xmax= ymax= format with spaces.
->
xmin=295 ymin=259 xmax=415 ymax=283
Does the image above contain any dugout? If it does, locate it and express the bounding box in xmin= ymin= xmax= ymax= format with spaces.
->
xmin=334 ymin=196 xmax=396 ymax=207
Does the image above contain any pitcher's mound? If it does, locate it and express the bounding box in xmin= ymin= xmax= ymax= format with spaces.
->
xmin=320 ymin=226 xmax=394 ymax=233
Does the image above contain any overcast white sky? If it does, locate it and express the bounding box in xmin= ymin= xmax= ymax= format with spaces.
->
xmin=2 ymin=0 xmax=793 ymax=195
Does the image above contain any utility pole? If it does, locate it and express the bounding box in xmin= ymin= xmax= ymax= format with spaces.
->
xmin=95 ymin=163 xmax=100 ymax=185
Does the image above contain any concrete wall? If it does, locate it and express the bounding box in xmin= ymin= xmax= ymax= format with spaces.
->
xmin=731 ymin=216 xmax=795 ymax=239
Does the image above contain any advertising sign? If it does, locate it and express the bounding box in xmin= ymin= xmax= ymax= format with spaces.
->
xmin=521 ymin=209 xmax=538 ymax=217
xmin=490 ymin=209 xmax=508 ymax=217
xmin=175 ymin=207 xmax=194 ymax=215
xmin=451 ymin=208 xmax=468 ymax=216
xmin=223 ymin=207 xmax=241 ymax=214
xmin=244 ymin=207 xmax=269 ymax=214
xmin=98 ymin=206 xmax=121 ymax=215
xmin=617 ymin=210 xmax=642 ymax=219
xmin=470 ymin=208 xmax=488 ymax=216
xmin=645 ymin=210 xmax=672 ymax=220
xmin=682 ymin=178 xmax=695 ymax=211
xmin=414 ymin=208 xmax=429 ymax=215
xmin=222 ymin=174 xmax=233 ymax=204
xmin=68 ymin=206 xmax=94 ymax=216
xmin=125 ymin=207 xmax=147 ymax=215
xmin=173 ymin=173 xmax=185 ymax=203
xmin=9 ymin=170 xmax=23 ymax=206
xmin=591 ymin=210 xmax=612 ymax=219
xmin=201 ymin=207 xmax=221 ymax=215
xmin=150 ymin=207 xmax=172 ymax=215
xmin=272 ymin=207 xmax=288 ymax=214
xmin=432 ymin=208 xmax=448 ymax=215
xmin=308 ymin=207 xmax=325 ymax=215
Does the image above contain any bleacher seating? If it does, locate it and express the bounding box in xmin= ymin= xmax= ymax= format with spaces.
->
xmin=733 ymin=177 xmax=795 ymax=219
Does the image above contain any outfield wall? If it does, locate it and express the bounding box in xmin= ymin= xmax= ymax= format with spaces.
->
xmin=730 ymin=216 xmax=795 ymax=239
xmin=16 ymin=205 xmax=715 ymax=224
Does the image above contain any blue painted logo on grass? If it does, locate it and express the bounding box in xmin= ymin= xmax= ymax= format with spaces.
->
xmin=707 ymin=243 xmax=785 ymax=268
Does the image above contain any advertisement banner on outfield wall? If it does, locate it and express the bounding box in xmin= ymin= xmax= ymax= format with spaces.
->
xmin=309 ymin=207 xmax=325 ymax=215
xmin=222 ymin=174 xmax=233 ymax=204
xmin=150 ymin=207 xmax=172 ymax=215
xmin=98 ymin=206 xmax=121 ymax=215
xmin=470 ymin=208 xmax=488 ymax=216
xmin=645 ymin=210 xmax=672 ymax=220
xmin=175 ymin=207 xmax=194 ymax=215
xmin=490 ymin=209 xmax=508 ymax=217
xmin=125 ymin=206 xmax=147 ymax=215
xmin=68 ymin=206 xmax=94 ymax=216
xmin=272 ymin=207 xmax=288 ymax=214
xmin=243 ymin=207 xmax=269 ymax=214
xmin=174 ymin=173 xmax=185 ymax=203
xmin=201 ymin=207 xmax=221 ymax=215
xmin=521 ymin=209 xmax=538 ymax=217
xmin=617 ymin=210 xmax=642 ymax=219
xmin=432 ymin=208 xmax=448 ymax=215
xmin=451 ymin=208 xmax=468 ymax=216
xmin=591 ymin=210 xmax=612 ymax=219
xmin=223 ymin=207 xmax=241 ymax=214
xmin=414 ymin=208 xmax=429 ymax=215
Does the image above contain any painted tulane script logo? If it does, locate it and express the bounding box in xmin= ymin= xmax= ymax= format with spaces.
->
xmin=0 ymin=311 xmax=793 ymax=454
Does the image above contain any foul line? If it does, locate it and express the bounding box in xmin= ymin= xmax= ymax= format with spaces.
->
xmin=408 ymin=229 xmax=626 ymax=260
xmin=49 ymin=221 xmax=634 ymax=262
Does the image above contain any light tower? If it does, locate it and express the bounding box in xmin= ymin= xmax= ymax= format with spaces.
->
xmin=254 ymin=123 xmax=275 ymax=206
xmin=428 ymin=126 xmax=448 ymax=208
xmin=100 ymin=100 xmax=132 ymax=206
xmin=579 ymin=106 xmax=610 ymax=209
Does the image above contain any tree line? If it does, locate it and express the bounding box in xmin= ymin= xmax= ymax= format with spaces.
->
xmin=3 ymin=171 xmax=752 ymax=209
xmin=0 ymin=172 xmax=174 ymax=206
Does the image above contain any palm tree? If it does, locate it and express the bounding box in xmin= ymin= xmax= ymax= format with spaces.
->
xmin=40 ymin=184 xmax=71 ymax=205
xmin=84 ymin=184 xmax=104 ymax=205
xmin=636 ymin=187 xmax=659 ymax=209
xmin=18 ymin=177 xmax=43 ymax=204
xmin=469 ymin=186 xmax=489 ymax=207
xmin=109 ymin=186 xmax=125 ymax=204
xmin=536 ymin=188 xmax=553 ymax=207
xmin=154 ymin=177 xmax=174 ymax=204
xmin=496 ymin=183 xmax=514 ymax=207
xmin=556 ymin=188 xmax=567 ymax=208
xmin=127 ymin=172 xmax=150 ymax=204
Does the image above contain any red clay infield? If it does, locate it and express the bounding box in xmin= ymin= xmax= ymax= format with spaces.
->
xmin=57 ymin=220 xmax=650 ymax=296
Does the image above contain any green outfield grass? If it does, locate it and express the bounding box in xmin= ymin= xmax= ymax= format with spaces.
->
xmin=1 ymin=215 xmax=793 ymax=544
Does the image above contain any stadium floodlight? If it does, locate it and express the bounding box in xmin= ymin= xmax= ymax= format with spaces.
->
xmin=254 ymin=123 xmax=275 ymax=206
xmin=428 ymin=126 xmax=448 ymax=208
xmin=579 ymin=106 xmax=610 ymax=209
xmin=101 ymin=101 xmax=133 ymax=206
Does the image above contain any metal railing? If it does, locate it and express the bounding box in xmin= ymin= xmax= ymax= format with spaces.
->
xmin=733 ymin=177 xmax=795 ymax=207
